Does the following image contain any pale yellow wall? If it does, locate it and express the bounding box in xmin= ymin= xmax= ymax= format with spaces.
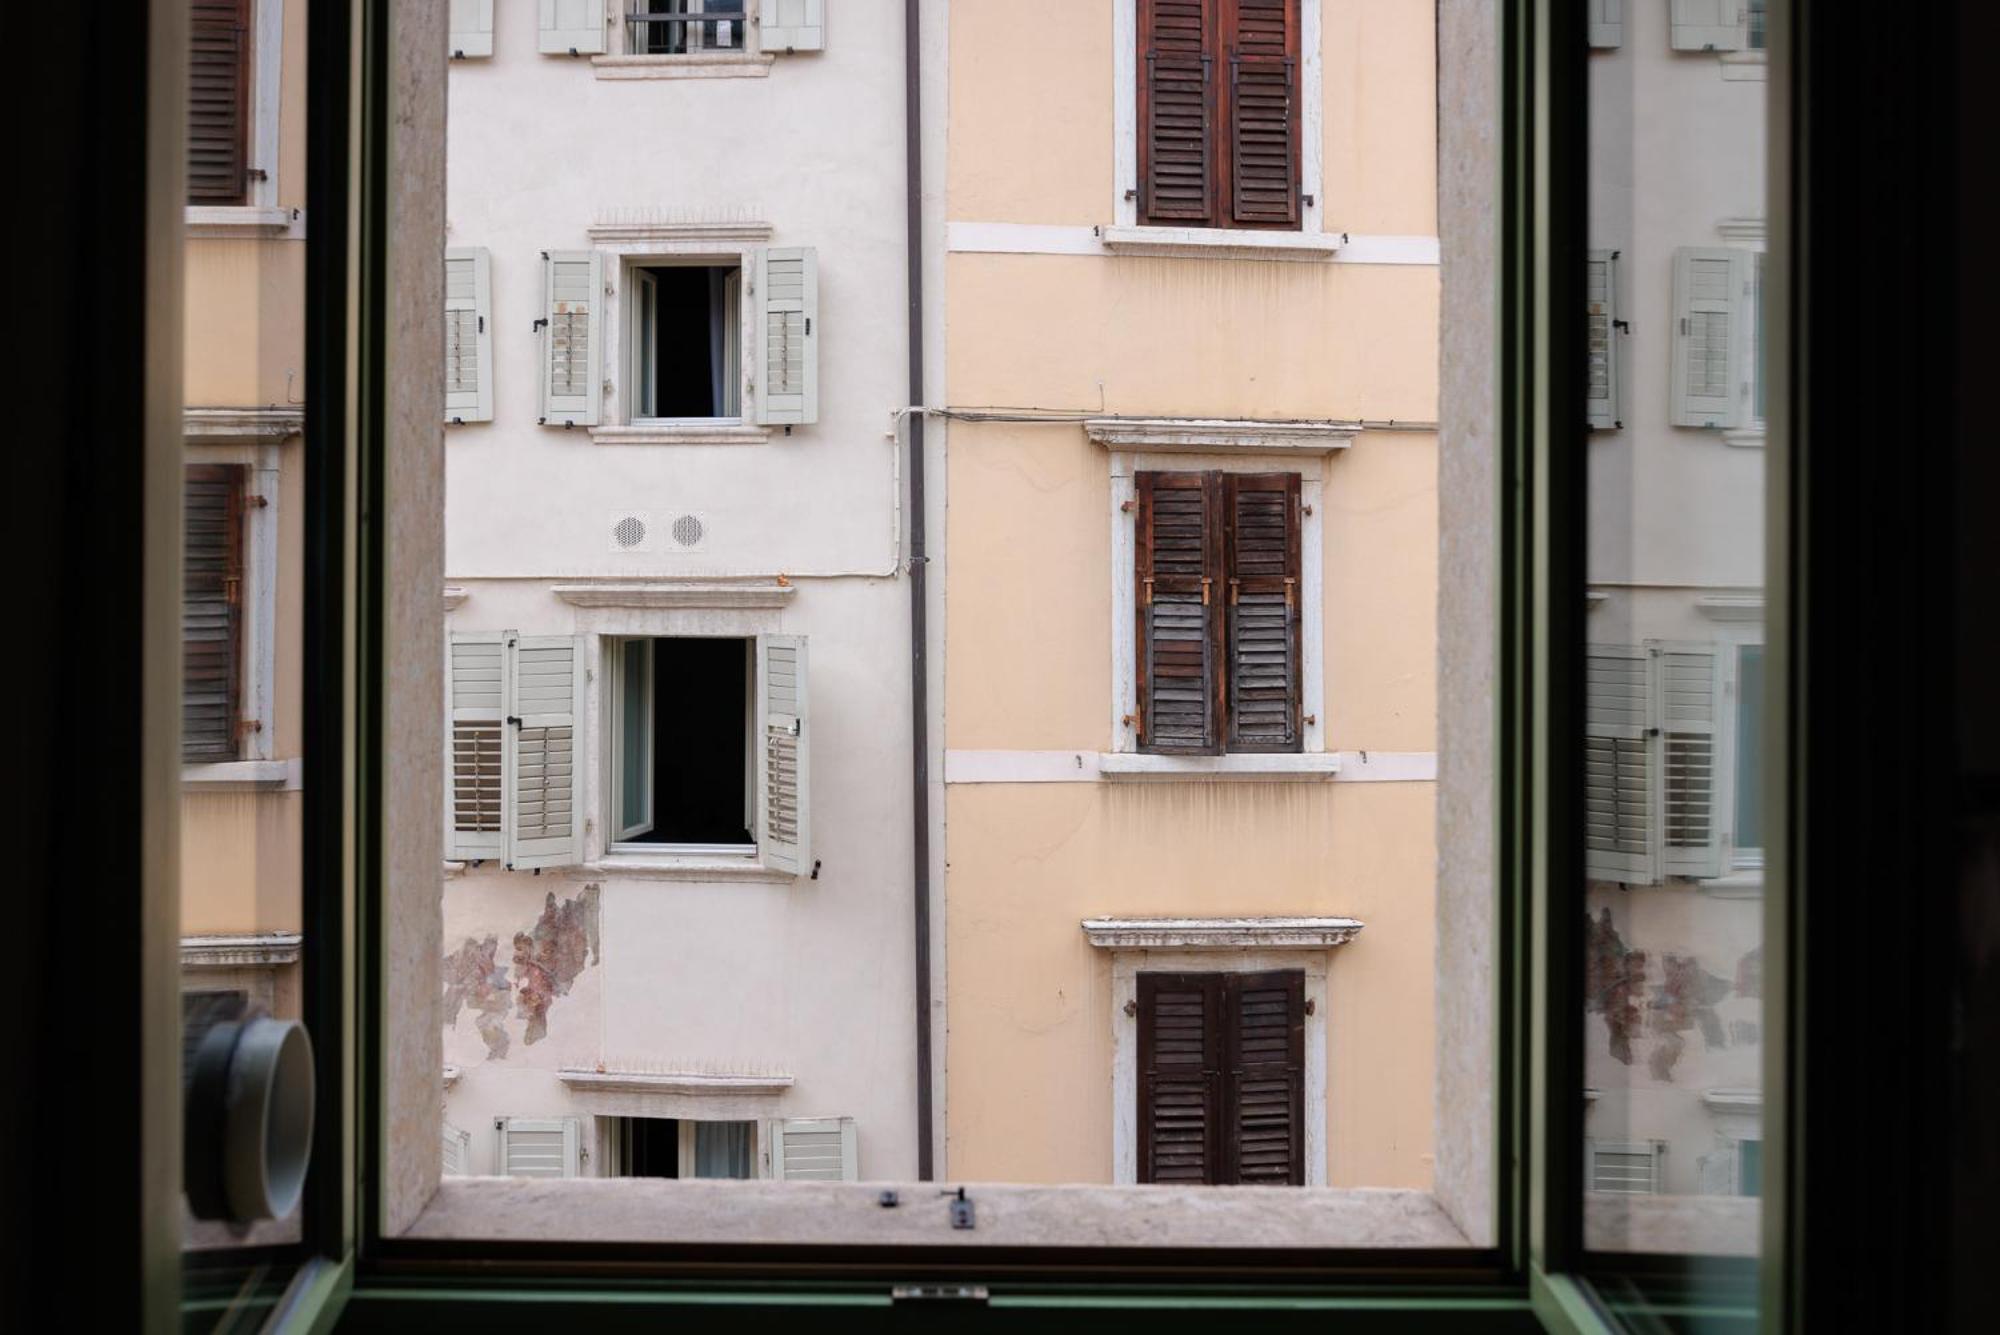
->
xmin=182 ymin=242 xmax=307 ymax=408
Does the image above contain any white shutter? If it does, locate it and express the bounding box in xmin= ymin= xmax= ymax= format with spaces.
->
xmin=754 ymin=247 xmax=818 ymax=426
xmin=449 ymin=0 xmax=494 ymax=58
xmin=539 ymin=0 xmax=606 ymax=55
xmin=540 ymin=250 xmax=603 ymax=427
xmin=769 ymin=1117 xmax=856 ymax=1181
xmin=498 ymin=1117 xmax=581 ymax=1177
xmin=441 ymin=1121 xmax=472 ymax=1176
xmin=1658 ymin=645 xmax=1722 ymax=878
xmin=446 ymin=632 xmax=507 ymax=862
xmin=507 ymin=635 xmax=583 ymax=871
xmin=1670 ymin=0 xmax=1743 ymax=52
xmin=1588 ymin=0 xmax=1623 ymax=48
xmin=1670 ymin=247 xmax=1747 ymax=429
xmin=762 ymin=0 xmax=826 ymax=52
xmin=1585 ymin=645 xmax=1658 ymax=884
xmin=444 ymin=247 xmax=493 ymax=424
xmin=1589 ymin=1140 xmax=1664 ymax=1193
xmin=1586 ymin=250 xmax=1620 ymax=431
xmin=755 ymin=634 xmax=810 ymax=876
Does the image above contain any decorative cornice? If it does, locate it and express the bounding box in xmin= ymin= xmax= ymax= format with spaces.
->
xmin=442 ymin=586 xmax=469 ymax=612
xmin=184 ymin=405 xmax=304 ymax=443
xmin=181 ymin=932 xmax=304 ymax=969
xmin=1084 ymin=417 xmax=1359 ymax=455
xmin=1098 ymin=223 xmax=1344 ymax=262
xmin=586 ymin=219 xmax=773 ymax=246
xmin=553 ymin=579 xmax=796 ymax=610
xmin=1082 ymin=916 xmax=1365 ymax=950
xmin=558 ymin=1070 xmax=794 ymax=1097
xmin=1696 ymin=593 xmax=1765 ymax=622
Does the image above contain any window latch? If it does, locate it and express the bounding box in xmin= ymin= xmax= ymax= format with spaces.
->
xmin=506 ymin=715 xmax=522 ymax=727
xmin=533 ymin=318 xmax=549 ymax=333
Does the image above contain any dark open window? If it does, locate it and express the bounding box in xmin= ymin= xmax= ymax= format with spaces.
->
xmin=188 ymin=0 xmax=250 ymax=205
xmin=611 ymin=637 xmax=754 ymax=847
xmin=630 ymin=263 xmax=742 ymax=419
xmin=1138 ymin=970 xmax=1305 ymax=1186
xmin=182 ymin=464 xmax=245 ymax=763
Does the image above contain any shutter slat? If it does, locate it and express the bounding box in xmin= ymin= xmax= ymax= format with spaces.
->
xmin=541 ymin=251 xmax=602 ymax=427
xmin=1138 ymin=472 xmax=1225 ymax=754
xmin=1139 ymin=0 xmax=1215 ymax=223
xmin=447 ymin=632 xmax=508 ymax=860
xmin=506 ymin=636 xmax=582 ymax=870
xmin=757 ymin=635 xmax=811 ymax=875
xmin=1222 ymin=0 xmax=1299 ymax=226
xmin=1224 ymin=971 xmax=1304 ymax=1185
xmin=1139 ymin=974 xmax=1223 ymax=1184
xmin=188 ymin=0 xmax=250 ymax=204
xmin=1585 ymin=645 xmax=1658 ymax=882
xmin=183 ymin=465 xmax=245 ymax=762
xmin=1225 ymin=473 xmax=1302 ymax=751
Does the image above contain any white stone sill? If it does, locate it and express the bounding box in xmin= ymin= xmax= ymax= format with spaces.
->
xmin=1699 ymin=869 xmax=1764 ymax=899
xmin=583 ymin=856 xmax=794 ymax=883
xmin=404 ymin=1179 xmax=1472 ymax=1250
xmin=182 ymin=758 xmax=300 ymax=790
xmin=590 ymin=422 xmax=771 ymax=446
xmin=1099 ymin=752 xmax=1342 ymax=782
xmin=1098 ymin=224 xmax=1344 ymax=262
xmin=185 ymin=205 xmax=300 ymax=238
xmin=592 ymin=53 xmax=773 ymax=80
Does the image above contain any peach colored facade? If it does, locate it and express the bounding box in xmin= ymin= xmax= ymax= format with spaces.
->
xmin=942 ymin=0 xmax=1440 ymax=1187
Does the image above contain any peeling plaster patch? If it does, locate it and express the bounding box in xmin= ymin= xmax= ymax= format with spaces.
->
xmin=1585 ymin=908 xmax=1648 ymax=1065
xmin=514 ymin=884 xmax=602 ymax=1045
xmin=442 ymin=936 xmax=511 ymax=1059
xmin=1647 ymin=954 xmax=1734 ymax=1080
xmin=1735 ymin=945 xmax=1762 ymax=999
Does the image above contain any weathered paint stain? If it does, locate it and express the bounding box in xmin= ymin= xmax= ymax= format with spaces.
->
xmin=1584 ymin=907 xmax=1648 ymax=1065
xmin=441 ymin=935 xmax=511 ymax=1059
xmin=1646 ymin=953 xmax=1734 ymax=1080
xmin=513 ymin=884 xmax=601 ymax=1045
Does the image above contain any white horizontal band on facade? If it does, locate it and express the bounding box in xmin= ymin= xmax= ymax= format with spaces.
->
xmin=945 ymin=221 xmax=1440 ymax=266
xmin=942 ymin=750 xmax=1437 ymax=784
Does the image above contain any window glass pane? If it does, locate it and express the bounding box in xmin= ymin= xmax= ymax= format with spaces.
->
xmin=693 ymin=1122 xmax=754 ymax=1180
xmin=619 ymin=641 xmax=650 ymax=836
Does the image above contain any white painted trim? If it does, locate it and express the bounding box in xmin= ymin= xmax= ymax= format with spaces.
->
xmin=592 ymin=52 xmax=774 ymax=78
xmin=1099 ymin=753 xmax=1342 ymax=782
xmin=249 ymin=0 xmax=282 ymax=208
xmin=587 ymin=219 xmax=774 ymax=246
xmin=594 ymin=236 xmax=765 ymax=431
xmin=942 ymin=749 xmax=1434 ymax=784
xmin=1702 ymin=1088 xmax=1764 ymax=1113
xmin=1714 ymin=217 xmax=1767 ymax=249
xmin=185 ymin=206 xmax=303 ymax=239
xmin=1332 ymin=234 xmax=1442 ymax=266
xmin=1109 ymin=948 xmax=1332 ymax=1186
xmin=442 ymin=586 xmax=469 ymax=612
xmin=1099 ymin=225 xmax=1342 ymax=261
xmin=559 ymin=1069 xmax=794 ymax=1096
xmin=944 ymin=222 xmax=1440 ymax=267
xmin=1720 ymin=427 xmax=1766 ymax=449
xmin=1085 ymin=417 xmax=1357 ymax=454
xmin=182 ymin=757 xmax=301 ymax=790
xmin=1698 ymin=870 xmax=1764 ymax=899
xmin=580 ymin=857 xmax=794 ymax=883
xmin=1718 ymin=49 xmax=1768 ymax=80
xmin=180 ymin=932 xmax=304 ymax=968
xmin=1084 ymin=917 xmax=1365 ymax=950
xmin=946 ymin=222 xmax=1105 ymax=256
xmin=552 ymin=580 xmax=796 ymax=609
xmin=183 ymin=406 xmax=304 ymax=442
xmin=1695 ymin=594 xmax=1764 ymax=621
xmin=589 ymin=423 xmax=771 ymax=446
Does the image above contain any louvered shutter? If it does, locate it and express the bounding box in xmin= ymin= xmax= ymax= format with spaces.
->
xmin=762 ymin=0 xmax=826 ymax=52
xmin=1224 ymin=473 xmax=1302 ymax=751
xmin=498 ymin=1117 xmax=580 ymax=1177
xmin=1224 ymin=971 xmax=1304 ymax=1186
xmin=1588 ymin=0 xmax=1624 ymax=48
xmin=1585 ymin=644 xmax=1657 ymax=883
xmin=449 ymin=0 xmax=495 ymax=58
xmin=1589 ymin=1140 xmax=1664 ymax=1193
xmin=539 ymin=0 xmax=606 ymax=55
xmin=754 ymin=247 xmax=818 ymax=426
xmin=1670 ymin=247 xmax=1746 ymax=429
xmin=441 ymin=1122 xmax=472 ymax=1176
xmin=444 ymin=247 xmax=493 ymax=424
xmin=1659 ymin=646 xmax=1722 ymax=878
xmin=506 ymin=635 xmax=583 ymax=871
xmin=769 ymin=1117 xmax=857 ymax=1181
xmin=1138 ymin=0 xmax=1214 ymax=225
xmin=1222 ymin=0 xmax=1299 ymax=227
xmin=1138 ymin=973 xmax=1223 ymax=1184
xmin=446 ymin=632 xmax=507 ymax=861
xmin=1586 ymin=250 xmax=1621 ymax=430
xmin=1136 ymin=472 xmax=1224 ymax=754
xmin=184 ymin=465 xmax=246 ymax=762
xmin=755 ymin=634 xmax=810 ymax=876
xmin=189 ymin=0 xmax=251 ymax=205
xmin=540 ymin=251 xmax=602 ymax=427
xmin=1669 ymin=0 xmax=1744 ymax=52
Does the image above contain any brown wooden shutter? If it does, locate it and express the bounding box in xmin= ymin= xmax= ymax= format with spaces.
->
xmin=1138 ymin=0 xmax=1215 ymax=225
xmin=183 ymin=465 xmax=246 ymax=762
xmin=1138 ymin=973 xmax=1224 ymax=1184
xmin=1220 ymin=0 xmax=1300 ymax=227
xmin=1223 ymin=969 xmax=1305 ymax=1185
xmin=1223 ymin=472 xmax=1302 ymax=751
xmin=189 ymin=0 xmax=251 ymax=206
xmin=1136 ymin=471 xmax=1225 ymax=754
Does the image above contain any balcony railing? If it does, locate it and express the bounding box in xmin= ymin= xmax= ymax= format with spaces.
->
xmin=626 ymin=5 xmax=747 ymax=55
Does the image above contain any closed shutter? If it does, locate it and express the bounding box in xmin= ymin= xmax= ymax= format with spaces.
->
xmin=444 ymin=247 xmax=493 ymax=424
xmin=769 ymin=1117 xmax=858 ymax=1181
xmin=189 ymin=0 xmax=251 ymax=205
xmin=755 ymin=635 xmax=811 ymax=876
xmin=1136 ymin=471 xmax=1225 ymax=754
xmin=754 ymin=247 xmax=818 ymax=426
xmin=762 ymin=0 xmax=825 ymax=52
xmin=1138 ymin=972 xmax=1224 ymax=1184
xmin=1669 ymin=0 xmax=1744 ymax=52
xmin=1589 ymin=1140 xmax=1664 ymax=1193
xmin=1585 ymin=644 xmax=1657 ymax=883
xmin=1659 ymin=646 xmax=1722 ymax=878
xmin=449 ymin=0 xmax=495 ymax=58
xmin=441 ymin=1121 xmax=472 ymax=1176
xmin=1224 ymin=473 xmax=1302 ymax=751
xmin=446 ymin=632 xmax=507 ymax=861
xmin=507 ymin=635 xmax=583 ymax=871
xmin=1586 ymin=250 xmax=1621 ymax=430
xmin=540 ymin=250 xmax=602 ymax=427
xmin=1588 ymin=0 xmax=1624 ymax=48
xmin=1138 ymin=0 xmax=1215 ymax=225
xmin=1671 ymin=247 xmax=1747 ymax=429
xmin=1223 ymin=971 xmax=1304 ymax=1186
xmin=498 ymin=1117 xmax=580 ymax=1177
xmin=1222 ymin=0 xmax=1299 ymax=226
xmin=184 ymin=465 xmax=246 ymax=763
xmin=539 ymin=0 xmax=606 ymax=55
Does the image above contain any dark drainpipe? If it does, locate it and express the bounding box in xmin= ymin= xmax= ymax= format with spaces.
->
xmin=904 ymin=0 xmax=935 ymax=1182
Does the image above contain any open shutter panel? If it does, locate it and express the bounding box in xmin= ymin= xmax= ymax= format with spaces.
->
xmin=754 ymin=247 xmax=818 ymax=426
xmin=762 ymin=0 xmax=826 ymax=52
xmin=1223 ymin=0 xmax=1300 ymax=226
xmin=1669 ymin=0 xmax=1744 ymax=52
xmin=541 ymin=251 xmax=602 ymax=427
xmin=184 ymin=466 xmax=246 ymax=763
xmin=444 ymin=247 xmax=493 ymax=424
xmin=1670 ymin=247 xmax=1745 ymax=428
xmin=1585 ymin=644 xmax=1658 ymax=883
xmin=1586 ymin=250 xmax=1621 ymax=430
xmin=1659 ymin=646 xmax=1722 ymax=878
xmin=1137 ymin=472 xmax=1225 ymax=754
xmin=507 ymin=635 xmax=583 ymax=871
xmin=498 ymin=1117 xmax=580 ymax=1177
xmin=449 ymin=0 xmax=495 ymax=58
xmin=188 ymin=0 xmax=250 ymax=205
xmin=538 ymin=0 xmax=606 ymax=54
xmin=1138 ymin=0 xmax=1214 ymax=225
xmin=441 ymin=1122 xmax=472 ymax=1176
xmin=1588 ymin=0 xmax=1624 ymax=48
xmin=1223 ymin=473 xmax=1302 ymax=751
xmin=756 ymin=635 xmax=811 ymax=876
xmin=1138 ymin=973 xmax=1224 ymax=1184
xmin=446 ymin=631 xmax=507 ymax=862
xmin=1224 ymin=971 xmax=1305 ymax=1186
xmin=770 ymin=1117 xmax=858 ymax=1181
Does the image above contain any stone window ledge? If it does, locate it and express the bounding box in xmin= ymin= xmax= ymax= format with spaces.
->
xmin=186 ymin=205 xmax=302 ymax=238
xmin=589 ymin=423 xmax=771 ymax=446
xmin=1085 ymin=416 xmax=1357 ymax=456
xmin=1097 ymin=752 xmax=1344 ymax=782
xmin=592 ymin=53 xmax=774 ymax=80
xmin=181 ymin=932 xmax=304 ymax=969
xmin=183 ymin=758 xmax=301 ymax=791
xmin=1083 ymin=916 xmax=1364 ymax=950
xmin=581 ymin=857 xmax=795 ymax=884
xmin=1098 ymin=224 xmax=1345 ymax=262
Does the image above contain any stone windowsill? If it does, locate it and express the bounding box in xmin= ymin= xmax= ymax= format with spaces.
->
xmin=186 ymin=205 xmax=300 ymax=238
xmin=183 ymin=758 xmax=301 ymax=791
xmin=591 ymin=52 xmax=774 ymax=80
xmin=1098 ymin=224 xmax=1344 ymax=262
xmin=589 ymin=422 xmax=771 ymax=446
xmin=583 ymin=856 xmax=795 ymax=883
xmin=1097 ymin=752 xmax=1343 ymax=782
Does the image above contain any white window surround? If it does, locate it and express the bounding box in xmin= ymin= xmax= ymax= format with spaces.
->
xmin=1714 ymin=217 xmax=1767 ymax=447
xmin=185 ymin=0 xmax=294 ymax=236
xmin=594 ymin=0 xmax=776 ymax=78
xmin=184 ymin=421 xmax=288 ymax=769
xmin=1111 ymin=0 xmax=1327 ymax=257
xmin=561 ymin=1069 xmax=794 ymax=1125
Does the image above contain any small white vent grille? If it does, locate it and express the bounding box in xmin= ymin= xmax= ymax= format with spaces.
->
xmin=609 ymin=512 xmax=654 ymax=553
xmin=671 ymin=513 xmax=705 ymax=548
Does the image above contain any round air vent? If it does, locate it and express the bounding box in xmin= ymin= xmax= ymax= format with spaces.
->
xmin=612 ymin=515 xmax=648 ymax=550
xmin=671 ymin=513 xmax=705 ymax=548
